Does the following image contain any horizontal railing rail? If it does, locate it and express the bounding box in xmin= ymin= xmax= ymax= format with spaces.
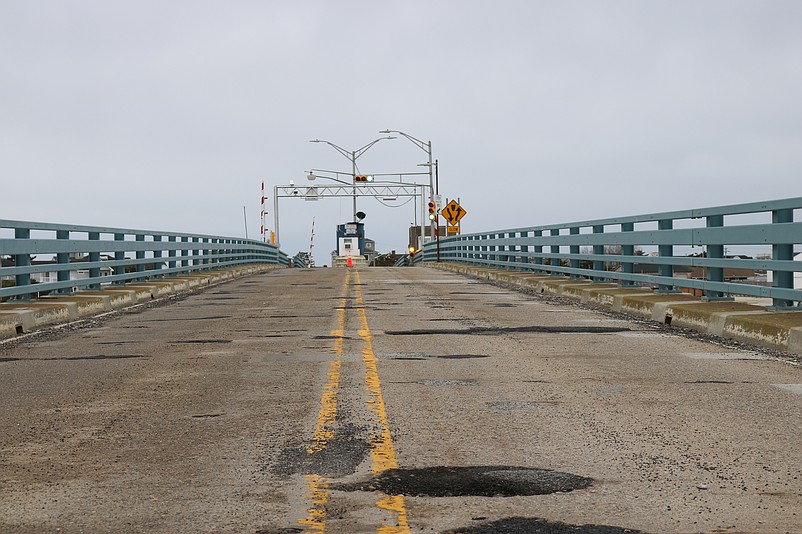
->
xmin=420 ymin=197 xmax=802 ymax=309
xmin=0 ymin=219 xmax=289 ymax=300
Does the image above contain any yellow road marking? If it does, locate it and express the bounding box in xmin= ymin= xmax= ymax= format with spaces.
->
xmin=355 ymin=271 xmax=410 ymax=533
xmin=300 ymin=270 xmax=410 ymax=533
xmin=298 ymin=475 xmax=329 ymax=533
xmin=299 ymin=270 xmax=350 ymax=532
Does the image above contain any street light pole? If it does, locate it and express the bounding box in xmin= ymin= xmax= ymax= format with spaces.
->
xmin=310 ymin=136 xmax=395 ymax=221
xmin=380 ymin=129 xmax=435 ymax=255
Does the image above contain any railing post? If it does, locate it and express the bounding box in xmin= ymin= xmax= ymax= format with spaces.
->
xmin=657 ymin=219 xmax=679 ymax=293
xmin=569 ymin=227 xmax=580 ymax=279
xmin=592 ymin=225 xmax=605 ymax=282
xmin=56 ymin=230 xmax=71 ymax=294
xmin=88 ymin=232 xmax=101 ymax=290
xmin=771 ymin=208 xmax=794 ymax=308
xmin=210 ymin=238 xmax=218 ymax=265
xmin=153 ymin=235 xmax=163 ymax=278
xmin=534 ymin=230 xmax=543 ymax=273
xmin=190 ymin=237 xmax=197 ymax=267
xmin=704 ymin=215 xmax=732 ymax=301
xmin=550 ymin=229 xmax=560 ymax=275
xmin=168 ymin=236 xmax=176 ymax=270
xmin=14 ymin=227 xmax=31 ymax=300
xmin=113 ymin=233 xmax=126 ymax=285
xmin=135 ymin=234 xmax=145 ymax=281
xmin=520 ymin=231 xmax=529 ymax=269
xmin=181 ymin=236 xmax=189 ymax=268
xmin=620 ymin=222 xmax=636 ymax=286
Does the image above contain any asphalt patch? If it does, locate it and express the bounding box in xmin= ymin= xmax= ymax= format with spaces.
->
xmin=138 ymin=316 xmax=232 ymax=321
xmin=487 ymin=401 xmax=542 ymax=410
xmin=385 ymin=325 xmax=629 ymax=336
xmin=28 ymin=354 xmax=148 ymax=361
xmin=169 ymin=339 xmax=232 ymax=344
xmin=437 ymin=354 xmax=489 ymax=359
xmin=69 ymin=354 xmax=146 ymax=360
xmin=272 ymin=423 xmax=370 ymax=479
xmin=450 ymin=292 xmax=511 ymax=295
xmin=446 ymin=517 xmax=644 ymax=533
xmin=421 ymin=379 xmax=477 ymax=387
xmin=334 ymin=466 xmax=593 ymax=497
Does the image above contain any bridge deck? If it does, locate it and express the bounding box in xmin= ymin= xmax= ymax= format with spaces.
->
xmin=1 ymin=267 xmax=801 ymax=533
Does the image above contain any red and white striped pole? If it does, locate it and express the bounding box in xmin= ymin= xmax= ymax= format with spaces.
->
xmin=260 ymin=181 xmax=266 ymax=242
xmin=309 ymin=217 xmax=315 ymax=267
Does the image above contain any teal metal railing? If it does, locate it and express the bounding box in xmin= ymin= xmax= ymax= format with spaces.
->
xmin=421 ymin=197 xmax=802 ymax=309
xmin=0 ymin=219 xmax=289 ymax=300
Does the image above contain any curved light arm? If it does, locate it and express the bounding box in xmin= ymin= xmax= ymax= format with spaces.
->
xmin=379 ymin=129 xmax=427 ymax=153
xmin=354 ymin=135 xmax=396 ymax=160
xmin=309 ymin=139 xmax=350 ymax=160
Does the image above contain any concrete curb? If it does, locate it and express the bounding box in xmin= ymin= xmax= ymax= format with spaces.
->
xmin=0 ymin=264 xmax=284 ymax=340
xmin=426 ymin=262 xmax=802 ymax=355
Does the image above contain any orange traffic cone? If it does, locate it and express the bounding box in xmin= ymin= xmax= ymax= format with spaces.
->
xmin=347 ymin=255 xmax=353 ymax=267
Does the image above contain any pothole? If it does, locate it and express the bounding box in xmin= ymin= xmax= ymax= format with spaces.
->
xmin=334 ymin=466 xmax=593 ymax=497
xmin=450 ymin=516 xmax=644 ymax=533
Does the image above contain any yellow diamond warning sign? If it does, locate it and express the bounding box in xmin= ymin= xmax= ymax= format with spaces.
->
xmin=441 ymin=200 xmax=466 ymax=226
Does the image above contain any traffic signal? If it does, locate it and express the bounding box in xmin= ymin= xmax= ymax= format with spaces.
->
xmin=427 ymin=201 xmax=436 ymax=221
xmin=354 ymin=175 xmax=374 ymax=183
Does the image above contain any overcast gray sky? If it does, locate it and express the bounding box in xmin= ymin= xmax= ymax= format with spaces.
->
xmin=2 ymin=1 xmax=801 ymax=262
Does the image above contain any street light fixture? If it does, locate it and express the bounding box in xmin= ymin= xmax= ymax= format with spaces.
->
xmin=310 ymin=136 xmax=395 ymax=221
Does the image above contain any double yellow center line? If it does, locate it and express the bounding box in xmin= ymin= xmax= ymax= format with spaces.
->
xmin=300 ymin=269 xmax=410 ymax=533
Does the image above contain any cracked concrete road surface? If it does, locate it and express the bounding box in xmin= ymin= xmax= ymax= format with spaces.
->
xmin=1 ymin=267 xmax=801 ymax=533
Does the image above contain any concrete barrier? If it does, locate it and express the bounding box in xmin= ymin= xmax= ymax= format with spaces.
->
xmin=428 ymin=262 xmax=802 ymax=355
xmin=0 ymin=264 xmax=284 ymax=340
